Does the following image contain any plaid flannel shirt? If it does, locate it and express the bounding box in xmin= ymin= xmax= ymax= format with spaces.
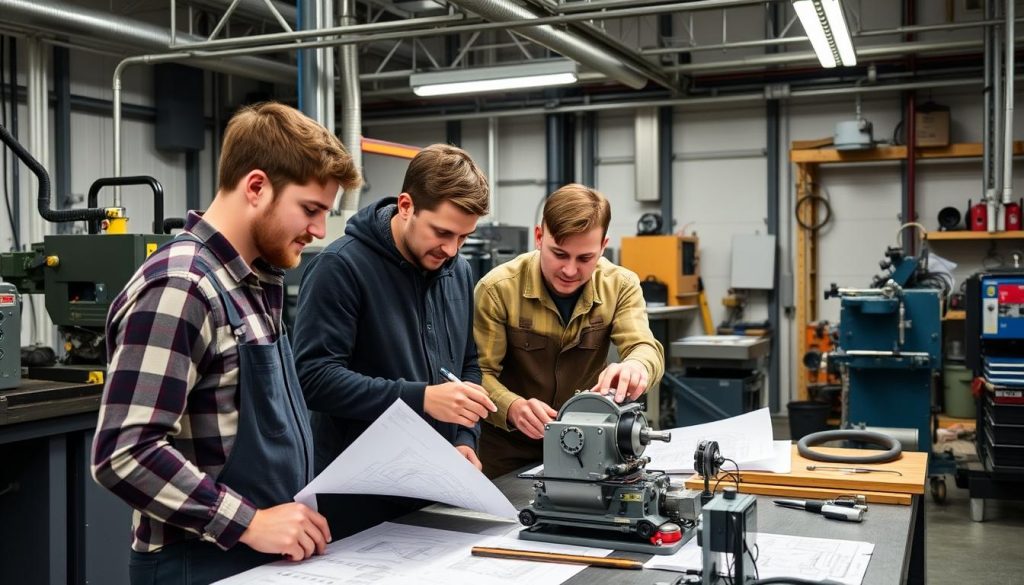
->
xmin=91 ymin=212 xmax=285 ymax=553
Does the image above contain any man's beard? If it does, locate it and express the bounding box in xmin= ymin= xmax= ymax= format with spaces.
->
xmin=252 ymin=205 xmax=309 ymax=269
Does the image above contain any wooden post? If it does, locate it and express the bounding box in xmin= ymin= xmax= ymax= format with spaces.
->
xmin=794 ymin=161 xmax=819 ymax=402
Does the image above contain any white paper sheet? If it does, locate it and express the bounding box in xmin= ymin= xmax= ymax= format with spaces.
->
xmin=644 ymin=532 xmax=874 ymax=585
xmin=642 ymin=408 xmax=776 ymax=473
xmin=294 ymin=400 xmax=518 ymax=520
xmin=214 ymin=522 xmax=612 ymax=585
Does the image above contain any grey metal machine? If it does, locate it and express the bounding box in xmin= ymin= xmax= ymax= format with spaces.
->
xmin=518 ymin=393 xmax=702 ymax=554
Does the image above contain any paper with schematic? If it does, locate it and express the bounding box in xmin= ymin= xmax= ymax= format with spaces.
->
xmin=214 ymin=522 xmax=612 ymax=585
xmin=294 ymin=400 xmax=518 ymax=520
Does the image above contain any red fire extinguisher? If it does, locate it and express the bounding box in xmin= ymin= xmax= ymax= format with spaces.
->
xmin=1007 ymin=198 xmax=1022 ymax=231
xmin=968 ymin=199 xmax=989 ymax=231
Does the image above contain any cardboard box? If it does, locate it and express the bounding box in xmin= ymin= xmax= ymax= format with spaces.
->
xmin=916 ymin=103 xmax=950 ymax=147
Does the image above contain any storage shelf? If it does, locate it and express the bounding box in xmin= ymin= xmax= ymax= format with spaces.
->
xmin=790 ymin=141 xmax=1024 ymax=164
xmin=926 ymin=230 xmax=1024 ymax=241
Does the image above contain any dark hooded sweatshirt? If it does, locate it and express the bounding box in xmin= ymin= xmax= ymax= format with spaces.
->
xmin=293 ymin=197 xmax=482 ymax=476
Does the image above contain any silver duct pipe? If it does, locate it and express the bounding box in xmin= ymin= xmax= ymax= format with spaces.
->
xmin=1003 ymin=0 xmax=1016 ymax=214
xmin=487 ymin=117 xmax=498 ymax=221
xmin=339 ymin=0 xmax=363 ymax=213
xmin=445 ymin=0 xmax=651 ymax=90
xmin=0 ymin=0 xmax=295 ymax=84
xmin=983 ymin=0 xmax=995 ymax=200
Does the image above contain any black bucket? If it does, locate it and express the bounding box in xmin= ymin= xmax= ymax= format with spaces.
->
xmin=787 ymin=401 xmax=831 ymax=440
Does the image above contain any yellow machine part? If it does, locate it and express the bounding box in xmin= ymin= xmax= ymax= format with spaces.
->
xmin=620 ymin=235 xmax=699 ymax=307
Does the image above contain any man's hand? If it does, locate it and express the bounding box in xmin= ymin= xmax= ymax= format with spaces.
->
xmin=239 ymin=502 xmax=331 ymax=562
xmin=455 ymin=445 xmax=482 ymax=470
xmin=590 ymin=360 xmax=649 ymax=403
xmin=507 ymin=398 xmax=557 ymax=440
xmin=424 ymin=381 xmax=497 ymax=428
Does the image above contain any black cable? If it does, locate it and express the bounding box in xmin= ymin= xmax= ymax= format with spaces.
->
xmin=795 ymin=192 xmax=832 ymax=232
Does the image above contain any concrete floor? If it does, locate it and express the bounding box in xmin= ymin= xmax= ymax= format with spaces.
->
xmin=926 ymin=483 xmax=1024 ymax=584
xmin=769 ymin=417 xmax=1024 ymax=583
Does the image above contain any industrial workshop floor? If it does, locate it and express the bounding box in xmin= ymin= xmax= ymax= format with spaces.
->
xmin=769 ymin=417 xmax=1024 ymax=583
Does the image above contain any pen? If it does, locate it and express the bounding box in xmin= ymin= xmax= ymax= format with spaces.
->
xmin=806 ymin=465 xmax=903 ymax=476
xmin=774 ymin=499 xmax=865 ymax=522
xmin=439 ymin=367 xmax=461 ymax=383
xmin=470 ymin=546 xmax=643 ymax=570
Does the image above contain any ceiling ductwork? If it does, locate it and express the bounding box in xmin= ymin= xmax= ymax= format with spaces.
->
xmin=445 ymin=0 xmax=651 ymax=90
xmin=0 ymin=0 xmax=296 ymax=85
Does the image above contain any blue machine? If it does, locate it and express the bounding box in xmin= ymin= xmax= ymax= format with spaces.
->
xmin=827 ymin=280 xmax=941 ymax=453
xmin=826 ymin=252 xmax=953 ymax=499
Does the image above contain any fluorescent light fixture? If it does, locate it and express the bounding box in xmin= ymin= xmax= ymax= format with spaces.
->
xmin=410 ymin=60 xmax=578 ymax=97
xmin=793 ymin=0 xmax=857 ymax=68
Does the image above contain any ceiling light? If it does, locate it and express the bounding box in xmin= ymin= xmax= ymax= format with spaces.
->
xmin=410 ymin=60 xmax=578 ymax=97
xmin=793 ymin=0 xmax=857 ymax=68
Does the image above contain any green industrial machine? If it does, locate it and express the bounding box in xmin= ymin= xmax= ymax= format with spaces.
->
xmin=1 ymin=122 xmax=177 ymax=365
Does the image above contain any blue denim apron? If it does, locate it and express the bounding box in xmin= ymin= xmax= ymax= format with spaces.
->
xmin=128 ymin=240 xmax=314 ymax=585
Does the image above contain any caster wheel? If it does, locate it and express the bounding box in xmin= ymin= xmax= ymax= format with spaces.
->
xmin=518 ymin=509 xmax=537 ymax=527
xmin=930 ymin=477 xmax=947 ymax=504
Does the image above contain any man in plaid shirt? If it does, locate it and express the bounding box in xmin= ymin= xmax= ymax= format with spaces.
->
xmin=92 ymin=102 xmax=360 ymax=583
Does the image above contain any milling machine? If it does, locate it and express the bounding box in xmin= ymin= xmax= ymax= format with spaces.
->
xmin=517 ymin=392 xmax=702 ymax=554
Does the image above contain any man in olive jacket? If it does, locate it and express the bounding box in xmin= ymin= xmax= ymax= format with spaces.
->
xmin=474 ymin=184 xmax=664 ymax=478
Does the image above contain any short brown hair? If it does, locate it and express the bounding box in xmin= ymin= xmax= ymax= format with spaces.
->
xmin=218 ymin=102 xmax=361 ymax=195
xmin=401 ymin=144 xmax=490 ymax=216
xmin=542 ymin=183 xmax=611 ymax=243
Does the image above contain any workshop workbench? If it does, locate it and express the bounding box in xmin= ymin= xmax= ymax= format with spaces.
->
xmin=399 ymin=472 xmax=923 ymax=585
xmin=0 ymin=380 xmax=129 ymax=585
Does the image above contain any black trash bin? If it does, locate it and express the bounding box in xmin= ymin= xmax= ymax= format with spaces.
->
xmin=787 ymin=401 xmax=831 ymax=440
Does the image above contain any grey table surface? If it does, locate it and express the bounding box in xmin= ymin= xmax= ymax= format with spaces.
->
xmin=397 ymin=474 xmax=918 ymax=585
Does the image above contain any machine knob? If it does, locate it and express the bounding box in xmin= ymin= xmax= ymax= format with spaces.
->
xmin=559 ymin=426 xmax=585 ymax=455
xmin=640 ymin=428 xmax=671 ymax=445
xmin=723 ymin=487 xmax=737 ymax=500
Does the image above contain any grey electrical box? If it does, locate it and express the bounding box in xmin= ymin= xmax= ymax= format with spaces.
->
xmin=0 ymin=282 xmax=21 ymax=390
xmin=730 ymin=234 xmax=776 ymax=290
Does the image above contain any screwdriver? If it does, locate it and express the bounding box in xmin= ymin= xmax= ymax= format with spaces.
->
xmin=774 ymin=499 xmax=865 ymax=522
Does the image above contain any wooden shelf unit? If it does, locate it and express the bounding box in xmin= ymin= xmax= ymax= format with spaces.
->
xmin=944 ymin=310 xmax=966 ymax=321
xmin=926 ymin=230 xmax=1024 ymax=241
xmin=789 ymin=141 xmax=1024 ymax=401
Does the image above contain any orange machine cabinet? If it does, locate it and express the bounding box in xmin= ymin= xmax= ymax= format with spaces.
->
xmin=620 ymin=235 xmax=699 ymax=306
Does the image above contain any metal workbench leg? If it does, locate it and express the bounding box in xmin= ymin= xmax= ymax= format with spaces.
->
xmin=907 ymin=494 xmax=926 ymax=585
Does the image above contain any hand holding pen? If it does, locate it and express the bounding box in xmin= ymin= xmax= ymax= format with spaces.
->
xmin=424 ymin=367 xmax=497 ymax=428
xmin=774 ymin=498 xmax=865 ymax=522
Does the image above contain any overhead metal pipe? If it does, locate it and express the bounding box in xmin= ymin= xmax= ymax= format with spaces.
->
xmin=362 ymin=75 xmax=1016 ymax=126
xmin=338 ymin=0 xmax=363 ymax=213
xmin=644 ymin=17 xmax=1024 ymax=56
xmin=1003 ymin=0 xmax=1016 ymax=212
xmin=556 ymin=0 xmax=763 ymax=14
xmin=667 ymin=39 xmax=989 ymax=73
xmin=0 ymin=0 xmax=295 ymax=84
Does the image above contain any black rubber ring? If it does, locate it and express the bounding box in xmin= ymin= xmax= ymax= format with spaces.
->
xmin=797 ymin=430 xmax=902 ymax=464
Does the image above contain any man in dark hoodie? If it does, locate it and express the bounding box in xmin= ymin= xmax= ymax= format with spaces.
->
xmin=292 ymin=144 xmax=496 ymax=537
